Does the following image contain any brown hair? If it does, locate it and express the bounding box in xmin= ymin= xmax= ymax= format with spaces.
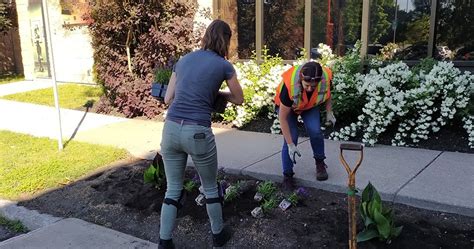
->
xmin=200 ymin=19 xmax=232 ymax=58
xmin=301 ymin=61 xmax=323 ymax=80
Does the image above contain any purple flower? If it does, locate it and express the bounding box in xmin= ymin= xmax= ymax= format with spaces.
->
xmin=220 ymin=180 xmax=229 ymax=191
xmin=296 ymin=187 xmax=309 ymax=198
xmin=192 ymin=173 xmax=201 ymax=184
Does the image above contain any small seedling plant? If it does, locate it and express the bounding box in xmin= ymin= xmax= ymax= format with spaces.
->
xmin=257 ymin=181 xmax=277 ymax=199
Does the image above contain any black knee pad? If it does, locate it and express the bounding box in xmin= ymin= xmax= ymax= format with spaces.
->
xmin=205 ymin=182 xmax=224 ymax=206
xmin=163 ymin=190 xmax=186 ymax=209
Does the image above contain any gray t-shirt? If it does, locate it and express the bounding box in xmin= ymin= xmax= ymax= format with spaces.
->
xmin=167 ymin=50 xmax=235 ymax=126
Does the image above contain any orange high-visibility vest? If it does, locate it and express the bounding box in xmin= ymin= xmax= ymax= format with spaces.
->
xmin=274 ymin=65 xmax=332 ymax=114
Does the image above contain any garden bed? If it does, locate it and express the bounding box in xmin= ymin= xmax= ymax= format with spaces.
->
xmin=18 ymin=160 xmax=474 ymax=248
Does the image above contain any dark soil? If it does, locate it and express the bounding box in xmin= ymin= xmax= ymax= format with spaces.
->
xmin=18 ymin=160 xmax=474 ymax=248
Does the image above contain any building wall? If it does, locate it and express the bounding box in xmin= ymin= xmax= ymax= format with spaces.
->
xmin=16 ymin=0 xmax=216 ymax=84
xmin=16 ymin=0 xmax=93 ymax=83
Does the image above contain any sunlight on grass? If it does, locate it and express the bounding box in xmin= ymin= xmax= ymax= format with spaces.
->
xmin=1 ymin=84 xmax=103 ymax=109
xmin=0 ymin=130 xmax=129 ymax=200
xmin=0 ymin=75 xmax=24 ymax=85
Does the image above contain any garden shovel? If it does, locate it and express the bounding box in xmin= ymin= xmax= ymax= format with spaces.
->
xmin=339 ymin=143 xmax=364 ymax=249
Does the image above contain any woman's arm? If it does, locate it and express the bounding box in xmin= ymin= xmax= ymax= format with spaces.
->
xmin=223 ymin=73 xmax=244 ymax=105
xmin=164 ymin=72 xmax=177 ymax=105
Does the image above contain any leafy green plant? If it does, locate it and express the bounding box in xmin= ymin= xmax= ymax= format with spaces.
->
xmin=331 ymin=41 xmax=365 ymax=120
xmin=0 ymin=215 xmax=28 ymax=233
xmin=357 ymin=182 xmax=403 ymax=243
xmin=411 ymin=58 xmax=437 ymax=75
xmin=183 ymin=180 xmax=197 ymax=192
xmin=154 ymin=68 xmax=172 ymax=84
xmin=287 ymin=192 xmax=299 ymax=206
xmin=143 ymin=162 xmax=165 ymax=189
xmin=261 ymin=197 xmax=278 ymax=213
xmin=256 ymin=181 xmax=277 ymax=199
xmin=224 ymin=184 xmax=240 ymax=203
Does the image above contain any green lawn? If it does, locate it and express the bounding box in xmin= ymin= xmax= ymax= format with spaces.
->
xmin=0 ymin=130 xmax=129 ymax=200
xmin=0 ymin=75 xmax=24 ymax=85
xmin=1 ymin=84 xmax=103 ymax=109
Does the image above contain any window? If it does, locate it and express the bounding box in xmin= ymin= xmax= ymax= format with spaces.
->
xmin=216 ymin=0 xmax=256 ymax=60
xmin=436 ymin=0 xmax=474 ymax=61
xmin=369 ymin=0 xmax=431 ymax=60
xmin=311 ymin=0 xmax=362 ymax=57
xmin=263 ymin=0 xmax=304 ymax=60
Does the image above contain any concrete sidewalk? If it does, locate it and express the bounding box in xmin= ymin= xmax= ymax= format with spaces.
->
xmin=0 ymin=218 xmax=156 ymax=249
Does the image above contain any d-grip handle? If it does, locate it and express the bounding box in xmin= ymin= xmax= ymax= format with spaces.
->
xmin=339 ymin=143 xmax=364 ymax=177
xmin=340 ymin=143 xmax=363 ymax=151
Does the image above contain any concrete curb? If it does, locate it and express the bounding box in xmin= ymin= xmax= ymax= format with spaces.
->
xmin=0 ymin=199 xmax=62 ymax=231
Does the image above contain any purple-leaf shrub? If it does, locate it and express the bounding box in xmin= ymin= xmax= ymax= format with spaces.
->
xmin=88 ymin=1 xmax=201 ymax=118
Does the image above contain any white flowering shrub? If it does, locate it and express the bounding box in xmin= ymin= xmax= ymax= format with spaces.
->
xmin=463 ymin=116 xmax=474 ymax=148
xmin=329 ymin=58 xmax=474 ymax=148
xmin=221 ymin=49 xmax=289 ymax=127
xmin=219 ymin=43 xmax=474 ymax=149
xmin=391 ymin=62 xmax=473 ymax=146
xmin=314 ymin=43 xmax=337 ymax=67
xmin=330 ymin=62 xmax=411 ymax=146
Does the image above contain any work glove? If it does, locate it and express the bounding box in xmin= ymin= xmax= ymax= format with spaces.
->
xmin=288 ymin=143 xmax=301 ymax=164
xmin=326 ymin=111 xmax=336 ymax=127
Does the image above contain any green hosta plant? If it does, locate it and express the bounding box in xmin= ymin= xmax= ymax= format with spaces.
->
xmin=357 ymin=182 xmax=403 ymax=243
xmin=143 ymin=156 xmax=165 ymax=189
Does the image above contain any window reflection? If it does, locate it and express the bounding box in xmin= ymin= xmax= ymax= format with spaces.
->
xmin=369 ymin=0 xmax=431 ymax=60
xmin=263 ymin=0 xmax=305 ymax=60
xmin=216 ymin=0 xmax=255 ymax=60
xmin=311 ymin=0 xmax=362 ymax=57
xmin=436 ymin=0 xmax=474 ymax=61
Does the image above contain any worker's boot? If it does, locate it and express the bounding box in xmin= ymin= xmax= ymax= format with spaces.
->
xmin=315 ymin=159 xmax=328 ymax=181
xmin=213 ymin=226 xmax=232 ymax=248
xmin=158 ymin=239 xmax=175 ymax=249
xmin=282 ymin=172 xmax=296 ymax=191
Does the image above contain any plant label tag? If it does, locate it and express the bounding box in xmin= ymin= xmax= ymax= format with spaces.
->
xmin=254 ymin=192 xmax=264 ymax=202
xmin=251 ymin=207 xmax=264 ymax=218
xmin=195 ymin=193 xmax=206 ymax=206
xmin=279 ymin=199 xmax=292 ymax=211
